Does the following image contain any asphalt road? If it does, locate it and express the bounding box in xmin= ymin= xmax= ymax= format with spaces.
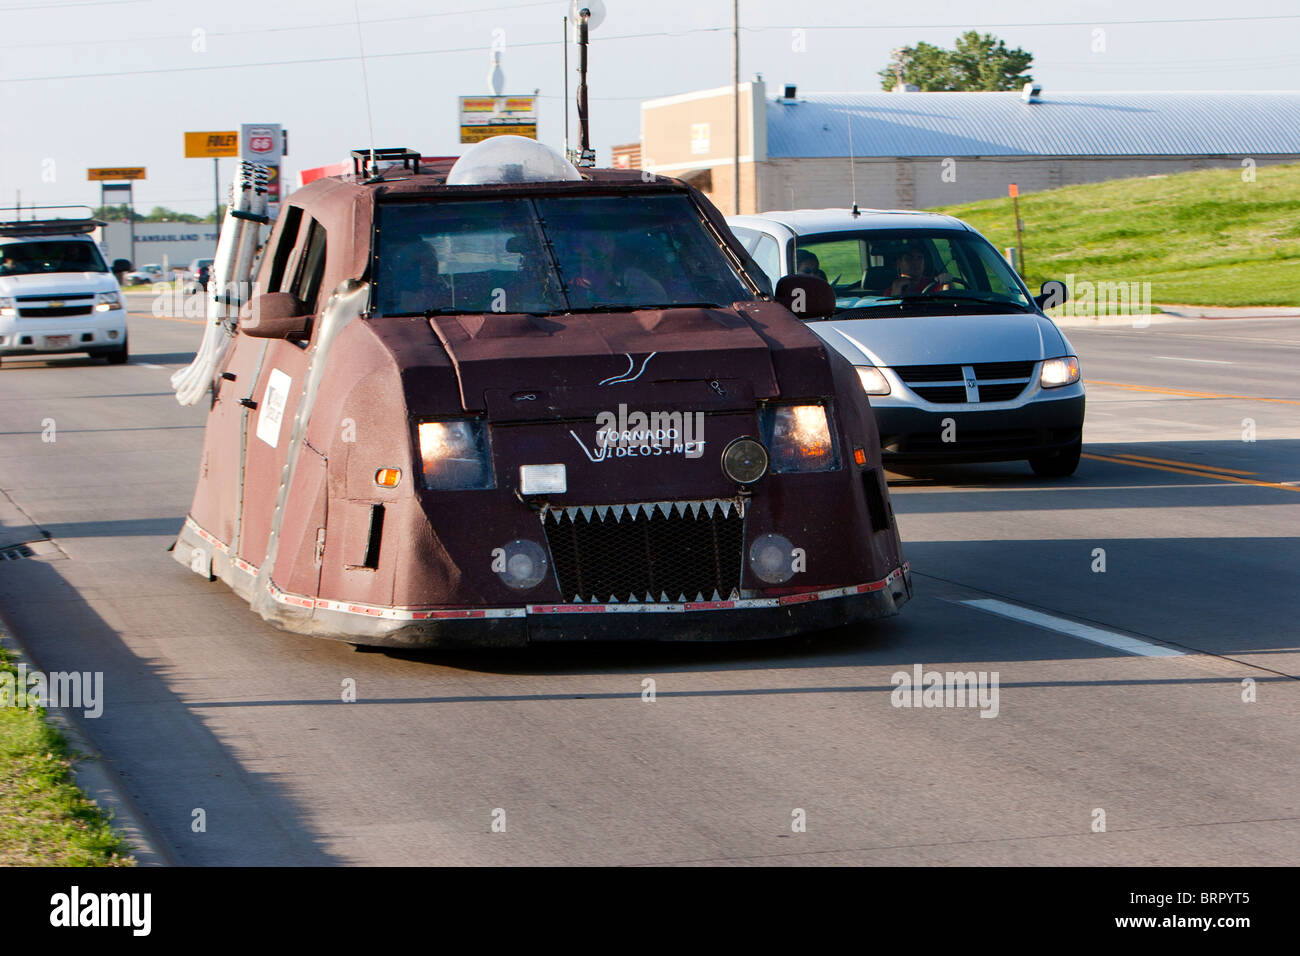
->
xmin=0 ymin=298 xmax=1296 ymax=866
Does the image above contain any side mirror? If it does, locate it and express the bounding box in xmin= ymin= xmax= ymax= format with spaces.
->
xmin=1034 ymin=280 xmax=1069 ymax=310
xmin=240 ymin=291 xmax=311 ymax=340
xmin=112 ymin=258 xmax=132 ymax=273
xmin=775 ymin=274 xmax=836 ymax=319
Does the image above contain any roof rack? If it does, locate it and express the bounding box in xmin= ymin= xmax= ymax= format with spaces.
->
xmin=351 ymin=148 xmax=422 ymax=179
xmin=0 ymin=205 xmax=104 ymax=237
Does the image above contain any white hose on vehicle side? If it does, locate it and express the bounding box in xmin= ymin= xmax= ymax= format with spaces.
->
xmin=171 ymin=162 xmax=268 ymax=406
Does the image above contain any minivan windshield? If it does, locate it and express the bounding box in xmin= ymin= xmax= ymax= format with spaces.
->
xmin=374 ymin=193 xmax=755 ymax=316
xmin=0 ymin=240 xmax=108 ymax=276
xmin=794 ymin=229 xmax=1033 ymax=315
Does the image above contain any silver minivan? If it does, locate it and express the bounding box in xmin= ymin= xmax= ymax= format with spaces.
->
xmin=728 ymin=208 xmax=1085 ymax=477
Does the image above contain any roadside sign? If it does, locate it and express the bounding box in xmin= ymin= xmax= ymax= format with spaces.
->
xmin=241 ymin=123 xmax=283 ymax=163
xmin=87 ymin=167 xmax=145 ymax=181
xmin=459 ymin=95 xmax=537 ymax=144
xmin=184 ymin=131 xmax=239 ymax=158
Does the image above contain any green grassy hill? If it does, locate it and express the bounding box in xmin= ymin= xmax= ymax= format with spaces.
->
xmin=928 ymin=162 xmax=1300 ymax=307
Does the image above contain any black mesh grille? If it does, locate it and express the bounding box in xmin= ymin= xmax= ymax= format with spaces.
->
xmin=19 ymin=306 xmax=94 ymax=317
xmin=976 ymin=382 xmax=1028 ymax=402
xmin=895 ymin=364 xmax=962 ymax=383
xmin=973 ymin=361 xmax=1035 ymax=380
xmin=912 ymin=385 xmax=967 ymax=404
xmin=543 ymin=502 xmax=744 ymax=603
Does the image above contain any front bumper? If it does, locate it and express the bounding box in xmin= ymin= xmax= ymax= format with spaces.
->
xmin=0 ymin=308 xmax=128 ymax=356
xmin=874 ymin=392 xmax=1085 ymax=464
xmin=174 ymin=517 xmax=911 ymax=648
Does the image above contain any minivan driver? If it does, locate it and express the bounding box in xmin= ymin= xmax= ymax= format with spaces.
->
xmin=886 ymin=241 xmax=952 ymax=296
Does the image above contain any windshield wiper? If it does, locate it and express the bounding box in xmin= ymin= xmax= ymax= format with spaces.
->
xmin=896 ymin=293 xmax=1032 ymax=311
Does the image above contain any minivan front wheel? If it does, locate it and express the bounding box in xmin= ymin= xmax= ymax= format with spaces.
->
xmin=1029 ymin=439 xmax=1081 ymax=478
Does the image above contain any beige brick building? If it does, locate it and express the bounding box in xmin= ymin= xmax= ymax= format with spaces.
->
xmin=639 ymin=80 xmax=1300 ymax=215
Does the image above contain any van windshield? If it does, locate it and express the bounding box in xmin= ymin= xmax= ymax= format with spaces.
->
xmin=0 ymin=240 xmax=108 ymax=276
xmin=794 ymin=229 xmax=1034 ymax=315
xmin=374 ymin=194 xmax=754 ymax=316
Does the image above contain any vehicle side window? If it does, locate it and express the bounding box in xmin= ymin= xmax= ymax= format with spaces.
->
xmin=291 ymin=219 xmax=328 ymax=313
xmin=266 ymin=205 xmax=303 ymax=293
xmin=750 ymin=234 xmax=782 ymax=290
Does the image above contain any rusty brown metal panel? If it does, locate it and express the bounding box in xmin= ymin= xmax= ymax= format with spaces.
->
xmin=237 ymin=340 xmax=309 ymax=567
xmin=187 ymin=336 xmax=267 ymax=548
xmin=274 ymin=443 xmax=327 ymax=598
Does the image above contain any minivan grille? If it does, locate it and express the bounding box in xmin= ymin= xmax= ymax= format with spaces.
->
xmin=893 ymin=361 xmax=1035 ymax=404
xmin=542 ymin=499 xmax=744 ymax=604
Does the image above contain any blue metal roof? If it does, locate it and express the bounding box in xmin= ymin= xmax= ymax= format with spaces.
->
xmin=766 ymin=91 xmax=1300 ymax=158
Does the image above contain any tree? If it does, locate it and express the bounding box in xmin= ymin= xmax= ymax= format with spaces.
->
xmin=879 ymin=32 xmax=1033 ymax=92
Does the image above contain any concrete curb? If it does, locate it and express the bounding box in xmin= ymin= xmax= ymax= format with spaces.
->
xmin=0 ymin=620 xmax=172 ymax=866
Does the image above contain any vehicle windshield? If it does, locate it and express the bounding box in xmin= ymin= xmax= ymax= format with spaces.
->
xmin=374 ymin=193 xmax=754 ymax=316
xmin=0 ymin=240 xmax=108 ymax=276
xmin=793 ymin=229 xmax=1033 ymax=315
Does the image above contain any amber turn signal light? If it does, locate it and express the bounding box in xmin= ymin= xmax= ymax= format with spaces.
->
xmin=853 ymin=447 xmax=867 ymax=466
xmin=375 ymin=468 xmax=401 ymax=488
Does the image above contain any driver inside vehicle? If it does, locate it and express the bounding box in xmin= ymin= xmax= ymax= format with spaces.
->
xmin=388 ymin=240 xmax=450 ymax=313
xmin=566 ymin=230 xmax=666 ymax=305
xmin=885 ymin=241 xmax=952 ymax=296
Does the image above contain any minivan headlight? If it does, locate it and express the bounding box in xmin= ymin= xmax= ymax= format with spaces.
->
xmin=761 ymin=404 xmax=839 ymax=473
xmin=0 ymin=297 xmax=14 ymax=317
xmin=1040 ymin=356 xmax=1080 ymax=388
xmin=95 ymin=292 xmax=122 ymax=312
xmin=856 ymin=366 xmax=891 ymax=396
xmin=417 ymin=420 xmax=495 ymax=490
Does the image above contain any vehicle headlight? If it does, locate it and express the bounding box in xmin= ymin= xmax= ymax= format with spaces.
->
xmin=856 ymin=366 xmax=891 ymax=396
xmin=1040 ymin=356 xmax=1080 ymax=388
xmin=417 ymin=420 xmax=495 ymax=490
xmin=94 ymin=292 xmax=122 ymax=312
xmin=0 ymin=297 xmax=14 ymax=317
xmin=761 ymin=403 xmax=839 ymax=473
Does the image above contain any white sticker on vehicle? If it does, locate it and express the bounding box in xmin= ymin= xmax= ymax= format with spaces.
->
xmin=256 ymin=368 xmax=292 ymax=448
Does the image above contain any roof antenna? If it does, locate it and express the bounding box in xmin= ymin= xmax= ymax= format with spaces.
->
xmin=847 ymin=113 xmax=860 ymax=217
xmin=353 ymin=0 xmax=379 ymax=181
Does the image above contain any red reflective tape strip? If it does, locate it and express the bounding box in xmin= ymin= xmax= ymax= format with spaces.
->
xmin=528 ymin=604 xmax=608 ymax=613
xmin=778 ymin=592 xmax=820 ymax=605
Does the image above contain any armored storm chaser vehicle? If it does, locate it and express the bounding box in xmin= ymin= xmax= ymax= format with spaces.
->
xmin=171 ymin=139 xmax=910 ymax=647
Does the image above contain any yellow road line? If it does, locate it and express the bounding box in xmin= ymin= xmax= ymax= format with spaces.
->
xmin=1083 ymin=452 xmax=1299 ymax=492
xmin=1112 ymin=453 xmax=1257 ymax=476
xmin=1084 ymin=379 xmax=1300 ymax=406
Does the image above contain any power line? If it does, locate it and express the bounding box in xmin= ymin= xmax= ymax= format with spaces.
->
xmin=0 ymin=0 xmax=141 ymax=11
xmin=0 ymin=0 xmax=556 ymax=50
xmin=5 ymin=12 xmax=1299 ymax=84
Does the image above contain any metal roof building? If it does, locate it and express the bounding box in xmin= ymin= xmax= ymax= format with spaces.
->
xmin=639 ymin=80 xmax=1300 ymax=214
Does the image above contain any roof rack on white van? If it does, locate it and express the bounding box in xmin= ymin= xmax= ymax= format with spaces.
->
xmin=0 ymin=205 xmax=104 ymax=238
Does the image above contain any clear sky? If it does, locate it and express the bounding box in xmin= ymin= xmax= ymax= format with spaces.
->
xmin=1 ymin=0 xmax=1297 ymax=219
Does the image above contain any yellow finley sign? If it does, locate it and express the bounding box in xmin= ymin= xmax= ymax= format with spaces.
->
xmin=184 ymin=131 xmax=239 ymax=158
xmin=87 ymin=167 xmax=146 ymax=181
xmin=460 ymin=124 xmax=538 ymax=144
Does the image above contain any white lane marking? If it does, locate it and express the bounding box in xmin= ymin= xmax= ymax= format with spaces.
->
xmin=137 ymin=363 xmax=164 ymax=369
xmin=1153 ymin=355 xmax=1233 ymax=365
xmin=961 ymin=599 xmax=1184 ymax=657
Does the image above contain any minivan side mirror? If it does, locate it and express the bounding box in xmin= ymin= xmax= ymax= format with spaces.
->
xmin=240 ymin=291 xmax=311 ymax=340
xmin=112 ymin=258 xmax=132 ymax=274
xmin=1034 ymin=280 xmax=1069 ymax=310
xmin=775 ymin=274 xmax=836 ymax=319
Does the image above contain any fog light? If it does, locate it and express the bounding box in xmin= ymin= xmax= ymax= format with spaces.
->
xmin=496 ymin=539 xmax=548 ymax=590
xmin=107 ymin=330 xmax=120 ymax=340
xmin=749 ymin=533 xmax=795 ymax=584
xmin=722 ymin=437 xmax=768 ymax=484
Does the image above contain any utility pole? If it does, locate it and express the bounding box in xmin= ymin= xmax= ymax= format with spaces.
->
xmin=732 ymin=0 xmax=740 ymax=215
